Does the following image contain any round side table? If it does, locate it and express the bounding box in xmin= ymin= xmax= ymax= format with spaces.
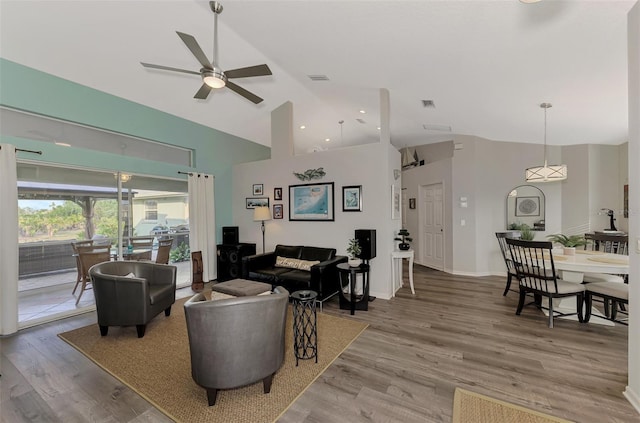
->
xmin=291 ymin=290 xmax=318 ymax=366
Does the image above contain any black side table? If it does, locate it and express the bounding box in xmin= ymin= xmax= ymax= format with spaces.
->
xmin=291 ymin=290 xmax=318 ymax=366
xmin=337 ymin=263 xmax=370 ymax=315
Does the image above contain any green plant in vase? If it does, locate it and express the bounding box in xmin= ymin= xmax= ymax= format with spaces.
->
xmin=518 ymin=224 xmax=535 ymax=241
xmin=346 ymin=238 xmax=362 ymax=267
xmin=546 ymin=233 xmax=586 ymax=255
xmin=394 ymin=229 xmax=413 ymax=251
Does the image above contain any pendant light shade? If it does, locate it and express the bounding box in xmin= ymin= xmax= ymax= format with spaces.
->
xmin=525 ymin=103 xmax=567 ymax=182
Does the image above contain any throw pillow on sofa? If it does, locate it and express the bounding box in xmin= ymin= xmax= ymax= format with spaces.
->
xmin=275 ymin=256 xmax=320 ymax=271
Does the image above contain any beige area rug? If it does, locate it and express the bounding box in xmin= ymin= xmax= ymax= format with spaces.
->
xmin=58 ymin=296 xmax=368 ymax=423
xmin=452 ymin=388 xmax=574 ymax=423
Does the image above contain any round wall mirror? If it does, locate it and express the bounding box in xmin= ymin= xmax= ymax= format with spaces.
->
xmin=506 ymin=185 xmax=545 ymax=231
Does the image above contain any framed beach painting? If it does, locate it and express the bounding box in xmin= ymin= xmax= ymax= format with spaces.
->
xmin=289 ymin=182 xmax=335 ymax=221
xmin=342 ymin=185 xmax=362 ymax=212
xmin=246 ymin=197 xmax=269 ymax=209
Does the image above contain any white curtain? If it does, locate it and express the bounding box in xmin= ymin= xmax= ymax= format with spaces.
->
xmin=0 ymin=144 xmax=19 ymax=335
xmin=188 ymin=173 xmax=216 ymax=282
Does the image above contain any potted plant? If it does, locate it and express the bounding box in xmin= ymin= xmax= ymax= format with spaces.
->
xmin=394 ymin=229 xmax=413 ymax=251
xmin=346 ymin=238 xmax=362 ymax=267
xmin=518 ymin=224 xmax=535 ymax=241
xmin=546 ymin=234 xmax=587 ymax=255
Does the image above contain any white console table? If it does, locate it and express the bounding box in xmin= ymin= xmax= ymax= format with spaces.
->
xmin=391 ymin=249 xmax=415 ymax=295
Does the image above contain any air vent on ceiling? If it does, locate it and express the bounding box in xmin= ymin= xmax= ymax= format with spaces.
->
xmin=423 ymin=124 xmax=452 ymax=132
xmin=422 ymin=100 xmax=436 ymax=108
xmin=307 ymin=75 xmax=330 ymax=81
xmin=356 ymin=118 xmax=366 ymax=124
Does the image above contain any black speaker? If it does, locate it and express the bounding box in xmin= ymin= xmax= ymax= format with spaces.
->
xmin=355 ymin=229 xmax=376 ymax=260
xmin=217 ymin=243 xmax=256 ymax=281
xmin=222 ymin=226 xmax=239 ymax=245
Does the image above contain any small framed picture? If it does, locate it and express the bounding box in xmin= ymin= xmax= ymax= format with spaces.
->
xmin=274 ymin=187 xmax=283 ymax=201
xmin=409 ymin=198 xmax=416 ymax=209
xmin=273 ymin=204 xmax=283 ymax=219
xmin=342 ymin=185 xmax=362 ymax=212
xmin=252 ymin=184 xmax=264 ymax=196
xmin=246 ymin=197 xmax=269 ymax=209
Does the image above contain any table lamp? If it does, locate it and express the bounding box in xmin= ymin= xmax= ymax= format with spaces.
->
xmin=253 ymin=206 xmax=271 ymax=253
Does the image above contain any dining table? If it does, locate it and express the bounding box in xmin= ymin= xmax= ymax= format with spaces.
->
xmin=547 ymin=249 xmax=628 ymax=325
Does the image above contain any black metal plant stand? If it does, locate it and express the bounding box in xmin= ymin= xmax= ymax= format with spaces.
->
xmin=291 ymin=290 xmax=318 ymax=366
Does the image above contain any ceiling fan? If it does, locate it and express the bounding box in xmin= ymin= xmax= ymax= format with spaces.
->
xmin=140 ymin=1 xmax=272 ymax=104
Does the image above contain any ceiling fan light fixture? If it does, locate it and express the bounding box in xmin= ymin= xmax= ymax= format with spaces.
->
xmin=202 ymin=68 xmax=227 ymax=88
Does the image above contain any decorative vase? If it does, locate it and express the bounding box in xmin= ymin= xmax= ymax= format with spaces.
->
xmin=399 ymin=243 xmax=411 ymax=251
xmin=348 ymin=258 xmax=362 ymax=267
xmin=563 ymin=247 xmax=576 ymax=256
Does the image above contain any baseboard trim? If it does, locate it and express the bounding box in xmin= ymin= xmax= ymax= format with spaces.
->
xmin=623 ymin=386 xmax=640 ymax=415
xmin=450 ymin=270 xmax=494 ymax=277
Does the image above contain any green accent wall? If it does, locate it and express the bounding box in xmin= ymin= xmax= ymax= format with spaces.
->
xmin=0 ymin=58 xmax=270 ymax=238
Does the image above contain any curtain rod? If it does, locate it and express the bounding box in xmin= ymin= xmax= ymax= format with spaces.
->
xmin=17 ymin=147 xmax=43 ymax=155
xmin=0 ymin=146 xmax=43 ymax=155
xmin=178 ymin=171 xmax=209 ymax=178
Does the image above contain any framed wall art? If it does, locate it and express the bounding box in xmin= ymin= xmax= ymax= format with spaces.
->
xmin=274 ymin=187 xmax=283 ymax=201
xmin=342 ymin=185 xmax=362 ymax=212
xmin=289 ymin=182 xmax=335 ymax=221
xmin=515 ymin=196 xmax=540 ymax=217
xmin=273 ymin=204 xmax=283 ymax=219
xmin=246 ymin=197 xmax=269 ymax=209
xmin=409 ymin=198 xmax=416 ymax=209
xmin=391 ymin=185 xmax=400 ymax=220
xmin=252 ymin=184 xmax=264 ymax=196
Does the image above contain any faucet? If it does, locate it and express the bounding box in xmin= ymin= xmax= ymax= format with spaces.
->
xmin=600 ymin=208 xmax=617 ymax=231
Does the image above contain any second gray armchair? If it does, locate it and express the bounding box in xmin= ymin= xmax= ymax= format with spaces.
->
xmin=184 ymin=286 xmax=289 ymax=406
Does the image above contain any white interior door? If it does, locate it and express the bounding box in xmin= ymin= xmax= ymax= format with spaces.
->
xmin=420 ymin=183 xmax=444 ymax=270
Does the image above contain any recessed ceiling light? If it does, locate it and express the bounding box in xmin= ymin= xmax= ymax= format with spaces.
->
xmin=377 ymin=127 xmax=381 ymax=130
xmin=519 ymin=0 xmax=541 ymax=3
xmin=359 ymin=110 xmax=366 ymax=114
xmin=54 ymin=142 xmax=71 ymax=147
xmin=299 ymin=125 xmax=306 ymax=129
xmin=325 ymin=138 xmax=331 ymax=142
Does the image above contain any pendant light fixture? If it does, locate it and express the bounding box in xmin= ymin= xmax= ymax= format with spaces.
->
xmin=525 ymin=103 xmax=567 ymax=182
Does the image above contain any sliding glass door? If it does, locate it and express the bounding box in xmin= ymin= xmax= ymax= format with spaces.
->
xmin=17 ymin=161 xmax=190 ymax=326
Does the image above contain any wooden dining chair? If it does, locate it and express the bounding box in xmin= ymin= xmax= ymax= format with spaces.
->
xmin=505 ymin=238 xmax=585 ymax=328
xmin=155 ymin=239 xmax=173 ymax=264
xmin=495 ymin=231 xmax=521 ymax=296
xmin=583 ymin=233 xmax=628 ymax=284
xmin=71 ymin=240 xmax=94 ymax=295
xmin=75 ymin=244 xmax=111 ymax=305
xmin=129 ymin=236 xmax=155 ymax=260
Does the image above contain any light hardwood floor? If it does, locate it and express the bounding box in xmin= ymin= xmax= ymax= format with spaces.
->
xmin=1 ymin=265 xmax=636 ymax=422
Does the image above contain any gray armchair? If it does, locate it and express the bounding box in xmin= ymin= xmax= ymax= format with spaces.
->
xmin=183 ymin=286 xmax=289 ymax=406
xmin=89 ymin=260 xmax=177 ymax=338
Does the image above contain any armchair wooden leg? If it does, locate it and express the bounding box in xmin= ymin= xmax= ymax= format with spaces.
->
xmin=515 ymin=289 xmax=526 ymax=315
xmin=611 ymin=300 xmax=618 ymax=320
xmin=584 ymin=293 xmax=593 ymax=322
xmin=165 ymin=306 xmax=172 ymax=317
xmin=548 ymin=298 xmax=554 ymax=328
xmin=206 ymin=388 xmax=218 ymax=406
xmin=99 ymin=325 xmax=109 ymax=336
xmin=263 ymin=373 xmax=274 ymax=394
xmin=136 ymin=324 xmax=146 ymax=338
xmin=603 ymin=298 xmax=610 ymax=318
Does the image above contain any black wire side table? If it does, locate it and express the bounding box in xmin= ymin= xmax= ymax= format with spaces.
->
xmin=291 ymin=290 xmax=318 ymax=366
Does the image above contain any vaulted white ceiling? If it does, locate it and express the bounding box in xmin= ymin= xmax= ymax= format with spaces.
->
xmin=0 ymin=0 xmax=634 ymax=154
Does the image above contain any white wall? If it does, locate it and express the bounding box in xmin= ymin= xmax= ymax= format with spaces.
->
xmin=232 ymin=100 xmax=401 ymax=300
xmin=401 ymin=134 xmax=627 ymax=277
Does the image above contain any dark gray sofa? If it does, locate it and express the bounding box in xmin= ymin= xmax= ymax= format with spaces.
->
xmin=241 ymin=244 xmax=347 ymax=301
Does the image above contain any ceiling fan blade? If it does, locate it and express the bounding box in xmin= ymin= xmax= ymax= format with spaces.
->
xmin=194 ymin=84 xmax=212 ymax=100
xmin=176 ymin=31 xmax=213 ymax=69
xmin=226 ymin=81 xmax=263 ymax=104
xmin=225 ymin=64 xmax=272 ymax=79
xmin=140 ymin=62 xmax=200 ymax=76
